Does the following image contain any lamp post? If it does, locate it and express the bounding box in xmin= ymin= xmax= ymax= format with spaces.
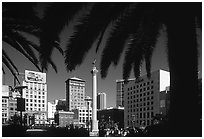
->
xmin=14 ymin=86 xmax=27 ymax=126
xmin=85 ymin=96 xmax=92 ymax=135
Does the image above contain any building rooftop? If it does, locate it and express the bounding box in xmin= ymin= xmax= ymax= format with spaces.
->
xmin=66 ymin=77 xmax=85 ymax=82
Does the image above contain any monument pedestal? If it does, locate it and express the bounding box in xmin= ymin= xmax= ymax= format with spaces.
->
xmin=90 ymin=131 xmax=99 ymax=137
xmin=90 ymin=120 xmax=98 ymax=136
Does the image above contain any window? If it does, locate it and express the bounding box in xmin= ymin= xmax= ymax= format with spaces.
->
xmin=151 ymin=86 xmax=153 ymax=89
xmin=151 ymin=80 xmax=154 ymax=84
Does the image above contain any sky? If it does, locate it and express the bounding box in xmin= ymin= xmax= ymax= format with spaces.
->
xmin=2 ymin=3 xmax=202 ymax=108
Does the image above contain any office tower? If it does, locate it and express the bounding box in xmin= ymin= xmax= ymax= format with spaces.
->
xmin=65 ymin=77 xmax=85 ymax=111
xmin=116 ymin=79 xmax=135 ymax=107
xmin=22 ymin=70 xmax=47 ymax=125
xmin=97 ymin=92 xmax=107 ymax=110
xmin=124 ymin=69 xmax=170 ymax=128
xmin=2 ymin=85 xmax=9 ymax=124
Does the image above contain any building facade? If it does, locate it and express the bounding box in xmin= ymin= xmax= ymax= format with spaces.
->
xmin=124 ymin=70 xmax=170 ymax=128
xmin=56 ymin=99 xmax=66 ymax=111
xmin=54 ymin=111 xmax=74 ymax=127
xmin=65 ymin=77 xmax=85 ymax=111
xmin=97 ymin=92 xmax=107 ymax=110
xmin=72 ymin=106 xmax=92 ymax=127
xmin=22 ymin=70 xmax=48 ymax=125
xmin=116 ymin=79 xmax=135 ymax=107
xmin=2 ymin=85 xmax=10 ymax=124
xmin=48 ymin=100 xmax=58 ymax=123
xmin=97 ymin=107 xmax=124 ymax=129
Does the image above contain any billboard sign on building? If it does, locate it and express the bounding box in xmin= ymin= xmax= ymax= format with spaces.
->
xmin=25 ymin=70 xmax=46 ymax=83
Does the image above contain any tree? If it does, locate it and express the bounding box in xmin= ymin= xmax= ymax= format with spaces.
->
xmin=2 ymin=3 xmax=63 ymax=83
xmin=2 ymin=3 xmax=41 ymax=83
xmin=39 ymin=2 xmax=201 ymax=136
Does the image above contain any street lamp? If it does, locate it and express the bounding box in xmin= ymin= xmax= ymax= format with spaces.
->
xmin=85 ymin=96 xmax=92 ymax=135
xmin=14 ymin=86 xmax=27 ymax=126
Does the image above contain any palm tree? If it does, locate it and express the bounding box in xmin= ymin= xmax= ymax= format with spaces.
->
xmin=2 ymin=2 xmax=63 ymax=84
xmin=2 ymin=3 xmax=41 ymax=84
xmin=39 ymin=2 xmax=201 ymax=136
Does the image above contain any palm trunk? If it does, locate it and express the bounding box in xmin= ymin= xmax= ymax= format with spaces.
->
xmin=166 ymin=5 xmax=201 ymax=136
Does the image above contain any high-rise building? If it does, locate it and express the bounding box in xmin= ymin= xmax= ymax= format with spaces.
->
xmin=97 ymin=92 xmax=107 ymax=110
xmin=116 ymin=79 xmax=135 ymax=107
xmin=65 ymin=77 xmax=85 ymax=111
xmin=21 ymin=70 xmax=47 ymax=125
xmin=2 ymin=85 xmax=10 ymax=124
xmin=124 ymin=69 xmax=170 ymax=128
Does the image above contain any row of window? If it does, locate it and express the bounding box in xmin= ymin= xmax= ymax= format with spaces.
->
xmin=25 ymin=91 xmax=46 ymax=95
xmin=79 ymin=117 xmax=91 ymax=120
xmin=128 ymin=106 xmax=154 ymax=112
xmin=26 ymin=103 xmax=45 ymax=107
xmin=127 ymin=80 xmax=154 ymax=91
xmin=127 ymin=86 xmax=154 ymax=96
xmin=9 ymin=108 xmax=17 ymax=111
xmin=26 ymin=99 xmax=45 ymax=103
xmin=128 ymin=111 xmax=154 ymax=119
xmin=2 ymin=99 xmax=7 ymax=103
xmin=70 ymin=86 xmax=84 ymax=89
xmin=25 ymin=95 xmax=45 ymax=99
xmin=79 ymin=109 xmax=92 ymax=112
xmin=71 ymin=102 xmax=84 ymax=106
xmin=79 ymin=113 xmax=92 ymax=116
xmin=26 ymin=107 xmax=45 ymax=111
xmin=2 ymin=113 xmax=7 ymax=117
xmin=128 ymin=96 xmax=154 ymax=104
xmin=2 ymin=104 xmax=7 ymax=107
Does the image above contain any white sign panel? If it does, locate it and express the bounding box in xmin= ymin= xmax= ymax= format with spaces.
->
xmin=25 ymin=70 xmax=46 ymax=83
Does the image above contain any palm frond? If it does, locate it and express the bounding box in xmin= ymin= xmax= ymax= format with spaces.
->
xmin=3 ymin=28 xmax=40 ymax=66
xmin=3 ymin=37 xmax=41 ymax=71
xmin=2 ymin=49 xmax=19 ymax=74
xmin=3 ymin=2 xmax=39 ymax=24
xmin=2 ymin=55 xmax=20 ymax=84
xmin=40 ymin=3 xmax=86 ymax=72
xmin=65 ymin=3 xmax=130 ymax=72
xmin=100 ymin=4 xmax=150 ymax=78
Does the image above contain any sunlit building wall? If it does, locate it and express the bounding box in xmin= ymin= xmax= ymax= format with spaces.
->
xmin=2 ymin=85 xmax=9 ymax=124
xmin=124 ymin=69 xmax=170 ymax=128
xmin=22 ymin=70 xmax=48 ymax=125
xmin=65 ymin=77 xmax=85 ymax=111
xmin=97 ymin=92 xmax=107 ymax=110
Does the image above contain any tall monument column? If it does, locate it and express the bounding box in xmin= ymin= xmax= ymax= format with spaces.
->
xmin=90 ymin=60 xmax=99 ymax=136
